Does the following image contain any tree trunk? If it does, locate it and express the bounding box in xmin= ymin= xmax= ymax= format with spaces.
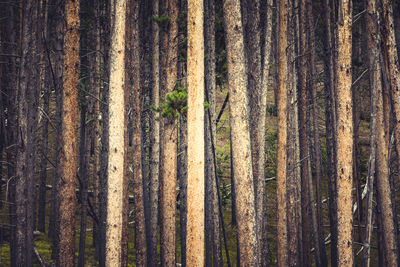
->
xmin=14 ymin=0 xmax=40 ymax=265
xmin=298 ymin=0 xmax=312 ymax=265
xmin=186 ymin=0 xmax=205 ymax=265
xmin=105 ymin=0 xmax=126 ymax=265
xmin=277 ymin=0 xmax=288 ymax=265
xmin=160 ymin=0 xmax=179 ymax=265
xmin=223 ymin=0 xmax=258 ymax=265
xmin=148 ymin=0 xmax=160 ymax=265
xmin=335 ymin=0 xmax=353 ymax=265
xmin=244 ymin=1 xmax=265 ymax=262
xmin=57 ymin=0 xmax=80 ymax=266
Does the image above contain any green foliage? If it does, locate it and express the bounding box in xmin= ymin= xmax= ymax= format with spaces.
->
xmin=152 ymin=15 xmax=171 ymax=25
xmin=151 ymin=84 xmax=210 ymax=120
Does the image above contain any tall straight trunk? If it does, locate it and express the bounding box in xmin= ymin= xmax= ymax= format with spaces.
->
xmin=105 ymin=0 xmax=126 ymax=265
xmin=223 ymin=0 xmax=258 ymax=265
xmin=277 ymin=0 xmax=288 ymax=265
xmin=14 ymin=0 xmax=40 ymax=265
xmin=148 ymin=0 xmax=160 ymax=265
xmin=186 ymin=0 xmax=205 ymax=265
xmin=244 ymin=1 xmax=265 ymax=262
xmin=204 ymin=0 xmax=223 ymax=265
xmin=363 ymin=2 xmax=380 ymax=266
xmin=298 ymin=1 xmax=312 ymax=265
xmin=307 ymin=1 xmax=327 ymax=265
xmin=160 ymin=0 xmax=179 ymax=265
xmin=335 ymin=0 xmax=353 ymax=265
xmin=57 ymin=0 xmax=80 ymax=265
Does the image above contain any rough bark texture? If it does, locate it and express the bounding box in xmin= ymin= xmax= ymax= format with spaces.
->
xmin=105 ymin=0 xmax=126 ymax=265
xmin=223 ymin=0 xmax=258 ymax=265
xmin=148 ymin=0 xmax=160 ymax=265
xmin=244 ymin=1 xmax=265 ymax=262
xmin=14 ymin=0 xmax=40 ymax=265
xmin=56 ymin=0 xmax=80 ymax=266
xmin=335 ymin=0 xmax=353 ymax=266
xmin=160 ymin=0 xmax=179 ymax=265
xmin=186 ymin=2 xmax=205 ymax=265
xmin=277 ymin=0 xmax=288 ymax=266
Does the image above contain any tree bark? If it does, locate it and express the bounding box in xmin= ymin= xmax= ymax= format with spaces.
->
xmin=57 ymin=1 xmax=80 ymax=266
xmin=223 ymin=0 xmax=258 ymax=265
xmin=277 ymin=0 xmax=288 ymax=266
xmin=14 ymin=0 xmax=40 ymax=265
xmin=148 ymin=0 xmax=160 ymax=265
xmin=335 ymin=0 xmax=353 ymax=265
xmin=186 ymin=1 xmax=205 ymax=265
xmin=105 ymin=0 xmax=126 ymax=265
xmin=160 ymin=0 xmax=179 ymax=265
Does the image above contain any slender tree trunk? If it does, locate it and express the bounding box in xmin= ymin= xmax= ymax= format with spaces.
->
xmin=148 ymin=0 xmax=160 ymax=265
xmin=57 ymin=0 xmax=80 ymax=266
xmin=186 ymin=2 xmax=205 ymax=265
xmin=277 ymin=0 xmax=288 ymax=266
xmin=160 ymin=0 xmax=179 ymax=265
xmin=105 ymin=0 xmax=126 ymax=265
xmin=223 ymin=0 xmax=258 ymax=265
xmin=298 ymin=1 xmax=312 ymax=265
xmin=335 ymin=0 xmax=353 ymax=265
xmin=14 ymin=0 xmax=40 ymax=265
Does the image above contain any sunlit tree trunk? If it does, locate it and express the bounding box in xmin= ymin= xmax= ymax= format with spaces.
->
xmin=105 ymin=0 xmax=126 ymax=265
xmin=335 ymin=0 xmax=353 ymax=265
xmin=186 ymin=1 xmax=205 ymax=265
